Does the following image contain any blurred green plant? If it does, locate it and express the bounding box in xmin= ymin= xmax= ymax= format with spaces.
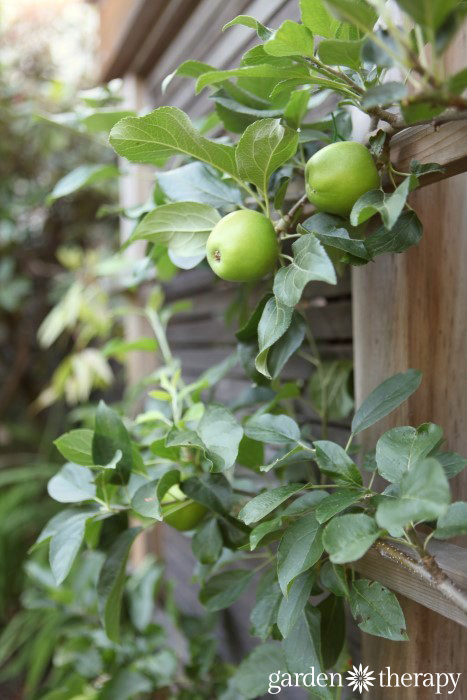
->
xmin=0 ymin=551 xmax=232 ymax=699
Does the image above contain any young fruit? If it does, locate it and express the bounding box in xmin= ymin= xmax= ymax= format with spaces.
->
xmin=305 ymin=141 xmax=380 ymax=218
xmin=206 ymin=209 xmax=278 ymax=282
xmin=161 ymin=484 xmax=207 ymax=531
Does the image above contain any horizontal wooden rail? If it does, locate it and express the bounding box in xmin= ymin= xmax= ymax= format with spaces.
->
xmin=355 ymin=540 xmax=467 ymax=627
xmin=390 ymin=119 xmax=467 ymax=185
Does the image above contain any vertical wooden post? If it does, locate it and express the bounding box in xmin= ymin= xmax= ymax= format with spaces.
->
xmin=353 ymin=29 xmax=467 ymax=699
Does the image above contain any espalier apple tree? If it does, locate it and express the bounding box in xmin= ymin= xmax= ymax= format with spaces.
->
xmin=38 ymin=1 xmax=467 ymax=697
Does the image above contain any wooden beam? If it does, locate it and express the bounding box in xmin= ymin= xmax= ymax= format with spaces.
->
xmin=390 ymin=120 xmax=467 ymax=185
xmin=355 ymin=541 xmax=467 ymax=627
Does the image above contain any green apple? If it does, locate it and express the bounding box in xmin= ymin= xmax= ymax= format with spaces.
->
xmin=161 ymin=484 xmax=207 ymax=531
xmin=206 ymin=209 xmax=278 ymax=282
xmin=305 ymin=141 xmax=380 ymax=217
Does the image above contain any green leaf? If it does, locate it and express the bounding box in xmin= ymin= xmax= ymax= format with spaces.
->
xmin=131 ymin=479 xmax=162 ymax=520
xmin=323 ymin=513 xmax=382 ymax=563
xmin=268 ymin=312 xmax=306 ymax=378
xmin=316 ymin=489 xmax=363 ymax=523
xmin=395 ymin=0 xmax=459 ymax=30
xmin=324 ymin=0 xmax=378 ymax=32
xmin=448 ymin=67 xmax=467 ymax=94
xmin=250 ymin=517 xmax=283 ymax=550
xmin=274 ymin=233 xmax=336 ymax=308
xmin=319 ymin=594 xmax=345 ymax=669
xmin=222 ymin=15 xmax=272 ymax=40
xmin=199 ymin=569 xmax=253 ymax=611
xmin=236 ymin=293 xmax=272 ymax=342
xmin=127 ymin=202 xmax=220 ymax=265
xmin=364 ymin=210 xmax=423 ymax=257
xmin=319 ymin=561 xmax=349 ymax=597
xmin=361 ymin=81 xmax=408 ymax=108
xmin=161 ymin=59 xmax=214 ymax=93
xmin=49 ymin=510 xmax=94 ymax=584
xmin=376 ymin=458 xmax=450 ymax=533
xmin=434 ymin=502 xmax=467 ymax=539
xmin=318 ymin=38 xmax=364 ymax=69
xmin=264 ymin=20 xmax=314 ymax=58
xmin=98 ymin=527 xmax=142 ymax=642
xmin=157 ymin=163 xmax=243 ymax=209
xmin=351 ymin=369 xmax=422 ymax=435
xmin=81 ymin=109 xmax=135 ymax=134
xmin=283 ymin=609 xmax=330 ymax=698
xmin=181 ymin=474 xmax=233 ymax=515
xmin=309 ymin=359 xmax=354 ymax=421
xmin=277 ymin=514 xmax=323 ymax=594
xmin=233 ymin=642 xmax=287 ymax=699
xmin=47 ymin=463 xmax=96 ymax=503
xmin=192 ymin=518 xmax=223 ymax=564
xmin=110 ymin=106 xmax=238 ymax=177
xmin=197 ymin=404 xmax=243 ymax=472
xmin=301 ymin=216 xmax=370 ymax=262
xmin=282 ymin=490 xmax=329 ymax=516
xmin=351 ymin=178 xmax=414 ymax=231
xmin=255 ymin=297 xmax=294 ymax=378
xmin=277 ymin=570 xmax=315 ymax=637
xmin=196 ymin=64 xmax=310 ymax=94
xmin=435 ymin=451 xmax=467 ymax=479
xmin=93 ymin=401 xmax=133 ymax=483
xmin=284 ymin=89 xmax=311 ymax=128
xmin=48 ymin=164 xmax=119 ymax=202
xmin=54 ymin=429 xmax=94 ymax=466
xmin=244 ymin=412 xmax=301 ymax=444
xmin=250 ymin=583 xmax=282 ymax=641
xmin=350 ymin=579 xmax=408 ymax=640
xmin=314 ymin=441 xmax=363 ymax=485
xmin=236 ymin=118 xmax=298 ymax=196
xmin=237 ymin=434 xmax=265 ymax=470
xmin=239 ymin=484 xmax=303 ymax=525
xmin=376 ymin=423 xmax=444 ymax=483
xmin=410 ymin=160 xmax=445 ymax=178
xmin=261 ymin=444 xmax=309 ymax=473
xmin=300 ymin=0 xmax=342 ymax=38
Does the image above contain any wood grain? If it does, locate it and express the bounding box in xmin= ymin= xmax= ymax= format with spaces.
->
xmin=354 ymin=26 xmax=467 ymax=700
xmin=355 ymin=542 xmax=467 ymax=627
xmin=390 ymin=120 xmax=467 ymax=185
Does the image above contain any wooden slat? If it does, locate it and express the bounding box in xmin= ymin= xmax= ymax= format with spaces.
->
xmin=355 ymin=542 xmax=467 ymax=628
xmin=390 ymin=120 xmax=467 ymax=185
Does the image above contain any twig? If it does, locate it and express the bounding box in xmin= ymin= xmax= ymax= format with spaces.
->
xmin=374 ymin=540 xmax=467 ymax=615
xmin=275 ymin=193 xmax=308 ymax=234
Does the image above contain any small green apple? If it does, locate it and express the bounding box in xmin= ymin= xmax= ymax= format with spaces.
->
xmin=161 ymin=484 xmax=207 ymax=531
xmin=206 ymin=209 xmax=278 ymax=282
xmin=305 ymin=141 xmax=380 ymax=217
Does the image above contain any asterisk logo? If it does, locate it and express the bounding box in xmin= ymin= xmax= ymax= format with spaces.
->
xmin=346 ymin=664 xmax=376 ymax=694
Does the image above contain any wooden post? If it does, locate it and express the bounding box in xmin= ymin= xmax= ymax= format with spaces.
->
xmin=353 ymin=29 xmax=467 ymax=699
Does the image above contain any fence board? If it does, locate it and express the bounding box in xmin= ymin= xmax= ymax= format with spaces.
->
xmin=390 ymin=120 xmax=467 ymax=185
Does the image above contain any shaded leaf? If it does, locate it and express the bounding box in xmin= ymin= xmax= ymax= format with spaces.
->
xmin=274 ymin=233 xmax=336 ymax=308
xmin=98 ymin=527 xmax=142 ymax=642
xmin=277 ymin=514 xmax=323 ymax=593
xmin=351 ymin=369 xmax=422 ymax=435
xmin=323 ymin=513 xmax=382 ymax=563
xmin=200 ymin=570 xmax=253 ymax=611
xmin=110 ymin=106 xmax=238 ymax=177
xmin=350 ymin=579 xmax=408 ymax=640
xmin=239 ymin=484 xmax=303 ymax=525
